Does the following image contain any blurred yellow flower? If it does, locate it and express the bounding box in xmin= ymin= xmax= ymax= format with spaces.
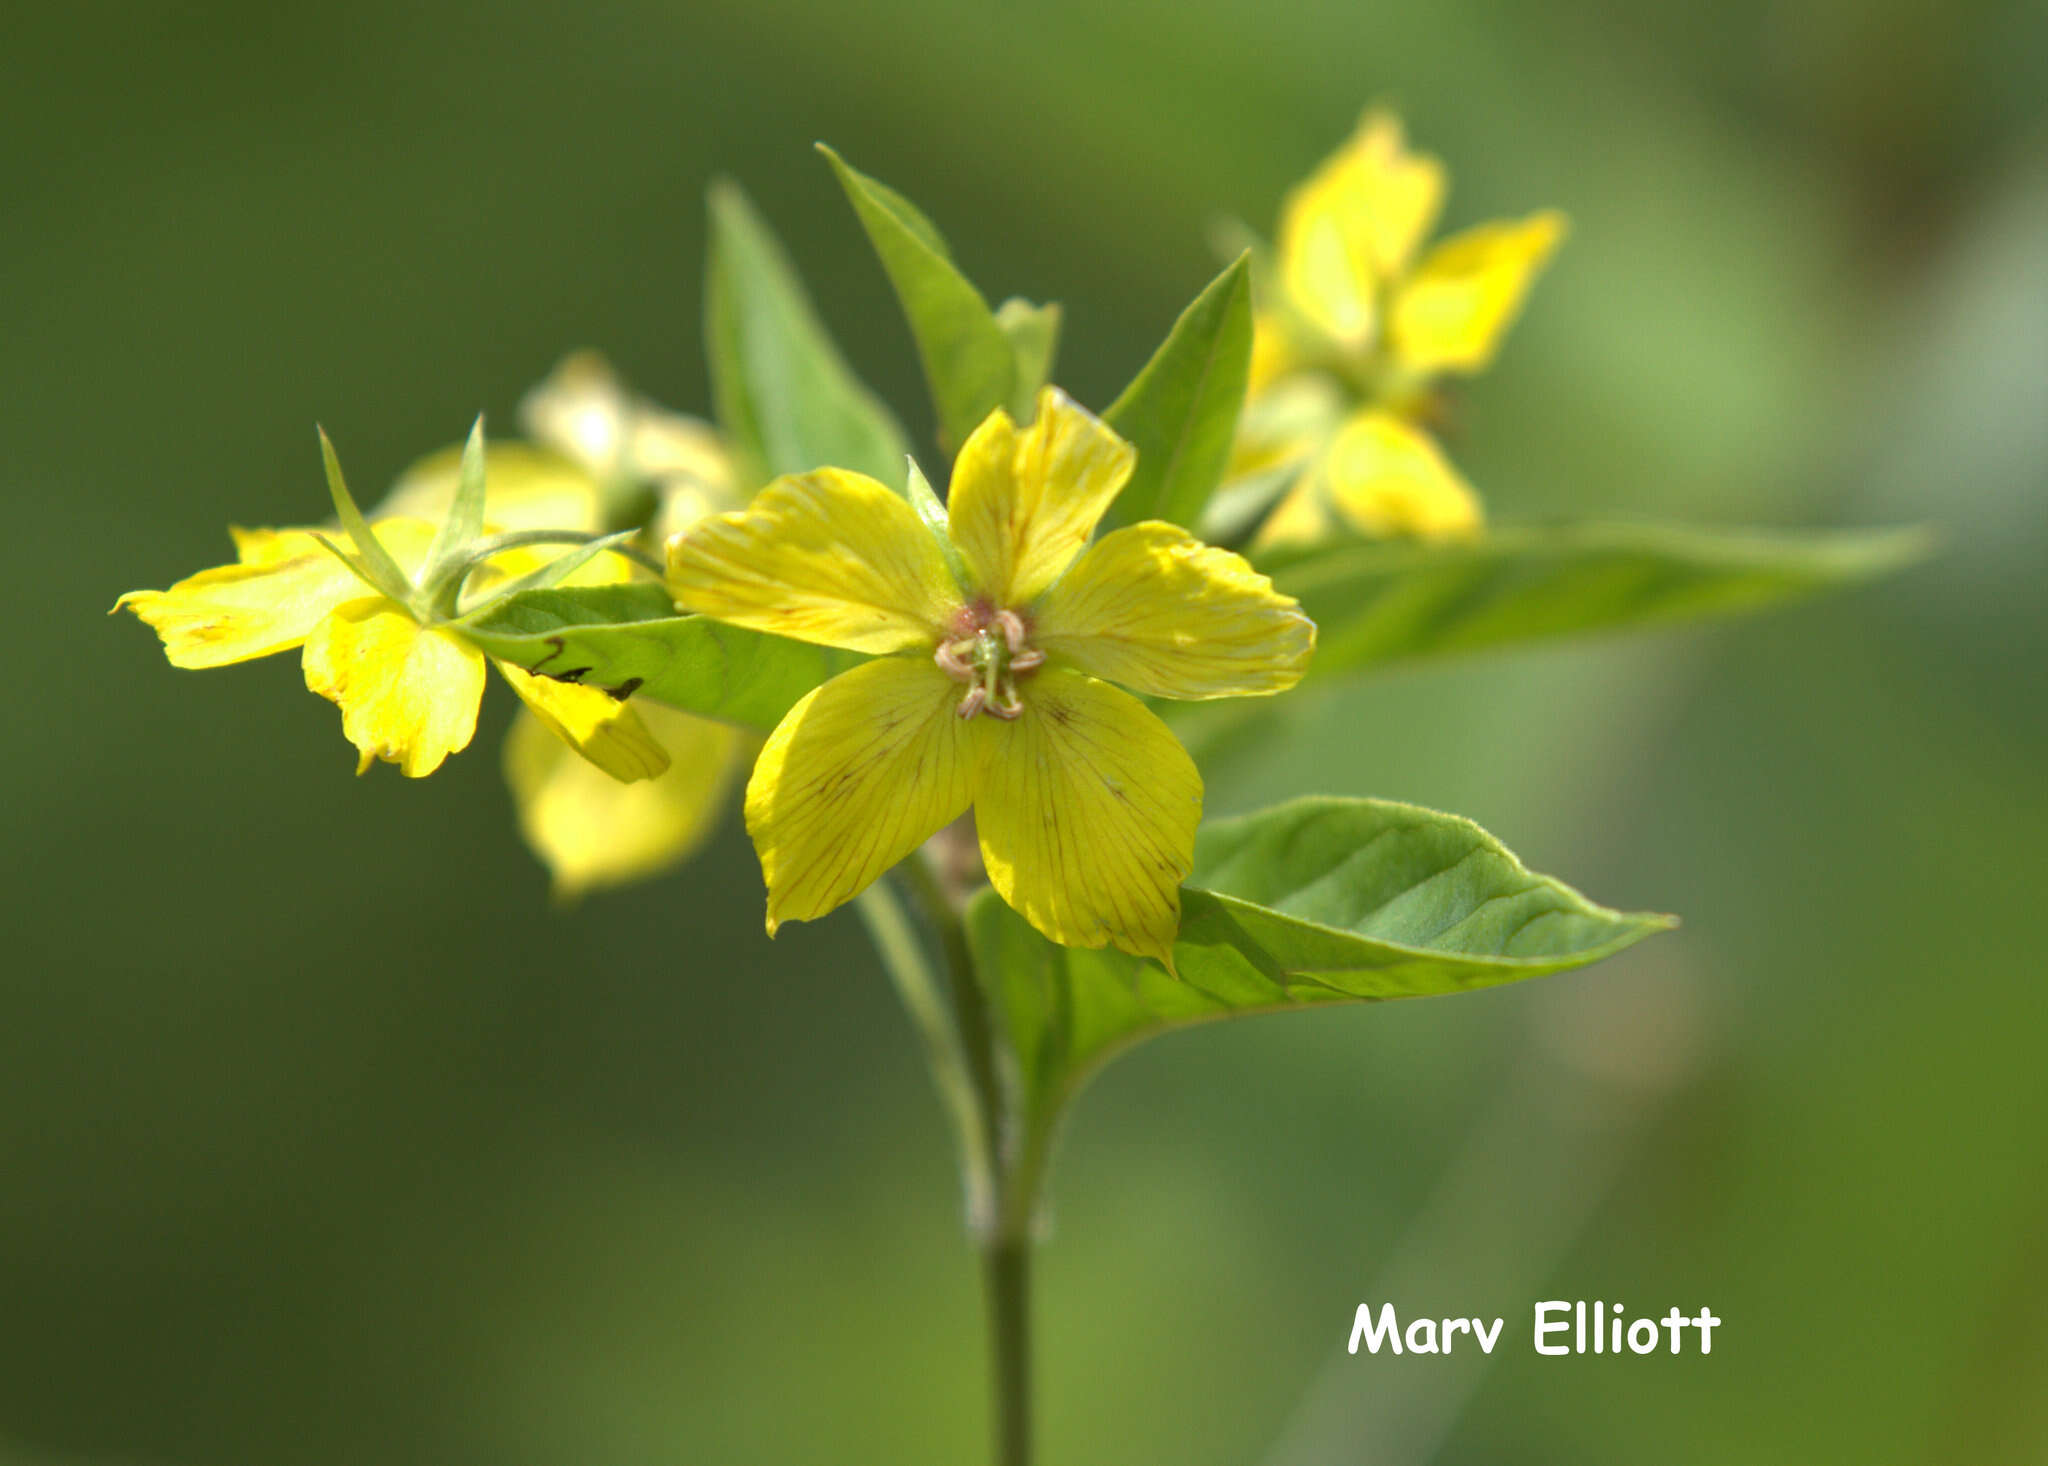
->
xmin=505 ymin=700 xmax=744 ymax=901
xmin=1239 ymin=110 xmax=1563 ymax=548
xmin=668 ymin=388 xmax=1315 ymax=967
xmin=521 ymin=349 xmax=735 ymax=533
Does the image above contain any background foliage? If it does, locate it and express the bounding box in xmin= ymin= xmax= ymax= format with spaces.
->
xmin=9 ymin=0 xmax=2048 ymax=1461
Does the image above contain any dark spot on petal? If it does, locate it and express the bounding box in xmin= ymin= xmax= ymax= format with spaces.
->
xmin=607 ymin=677 xmax=644 ymax=702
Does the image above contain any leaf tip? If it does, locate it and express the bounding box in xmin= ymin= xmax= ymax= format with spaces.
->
xmin=1859 ymin=523 xmax=1942 ymax=574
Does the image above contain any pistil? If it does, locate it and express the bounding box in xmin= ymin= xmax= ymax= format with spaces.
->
xmin=936 ymin=605 xmax=1042 ymax=720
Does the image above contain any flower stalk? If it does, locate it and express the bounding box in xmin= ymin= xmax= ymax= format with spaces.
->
xmin=867 ymin=843 xmax=1044 ymax=1466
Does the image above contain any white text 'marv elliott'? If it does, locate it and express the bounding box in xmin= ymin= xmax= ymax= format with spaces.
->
xmin=1347 ymin=1302 xmax=1721 ymax=1356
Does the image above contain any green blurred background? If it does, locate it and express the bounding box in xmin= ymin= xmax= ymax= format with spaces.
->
xmin=9 ymin=0 xmax=2048 ymax=1461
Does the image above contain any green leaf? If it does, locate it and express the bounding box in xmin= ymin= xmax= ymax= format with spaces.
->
xmin=705 ymin=179 xmax=912 ymax=490
xmin=459 ymin=583 xmax=861 ymax=734
xmin=463 ymin=530 xmax=640 ymax=607
xmin=967 ymin=796 xmax=1672 ymax=1152
xmin=424 ymin=415 xmax=489 ymax=575
xmin=1102 ymin=253 xmax=1254 ymax=530
xmin=995 ymin=297 xmax=1062 ymax=415
xmin=316 ymin=427 xmax=413 ymax=601
xmin=1265 ymin=521 xmax=1933 ymax=679
xmin=818 ymin=143 xmax=1017 ymax=455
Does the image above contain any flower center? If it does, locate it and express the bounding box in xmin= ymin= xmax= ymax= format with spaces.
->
xmin=934 ymin=604 xmax=1044 ymax=721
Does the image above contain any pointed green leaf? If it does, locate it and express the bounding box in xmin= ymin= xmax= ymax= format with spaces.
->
xmin=1102 ymin=253 xmax=1253 ymax=530
xmin=967 ymin=796 xmax=1672 ymax=1150
xmin=316 ymin=427 xmax=413 ymax=601
xmin=996 ymin=297 xmax=1062 ymax=415
xmin=308 ymin=532 xmax=394 ymax=601
xmin=706 ymin=180 xmax=912 ymax=491
xmin=818 ymin=143 xmax=1016 ymax=454
xmin=1264 ymin=521 xmax=1933 ymax=679
xmin=459 ymin=583 xmax=861 ymax=733
xmin=464 ymin=531 xmax=640 ymax=608
xmin=841 ymin=163 xmax=952 ymax=259
xmin=424 ymin=415 xmax=489 ymax=574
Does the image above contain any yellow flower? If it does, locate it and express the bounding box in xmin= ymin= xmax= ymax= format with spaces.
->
xmin=667 ymin=387 xmax=1316 ymax=967
xmin=118 ymin=434 xmax=665 ymax=782
xmin=1240 ymin=111 xmax=1564 ymax=548
xmin=381 ymin=362 xmax=756 ymax=897
xmin=1253 ymin=408 xmax=1484 ymax=546
xmin=504 ymin=700 xmax=744 ymax=900
xmin=520 ymin=350 xmax=735 ymax=533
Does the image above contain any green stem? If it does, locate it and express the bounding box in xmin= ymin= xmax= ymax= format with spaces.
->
xmin=887 ymin=852 xmax=1040 ymax=1466
xmin=854 ymin=881 xmax=993 ymax=1224
xmin=982 ymin=1236 xmax=1033 ymax=1466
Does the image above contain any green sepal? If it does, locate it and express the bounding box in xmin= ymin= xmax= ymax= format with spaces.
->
xmin=966 ymin=796 xmax=1672 ymax=1191
xmin=459 ymin=583 xmax=861 ymax=733
xmin=308 ymin=532 xmax=397 ymax=603
xmin=1263 ymin=521 xmax=1934 ymax=680
xmin=423 ymin=415 xmax=489 ymax=580
xmin=452 ymin=531 xmax=640 ymax=618
xmin=818 ymin=143 xmax=1017 ymax=455
xmin=1102 ymin=252 xmax=1254 ymax=531
xmin=316 ymin=427 xmax=413 ymax=602
xmin=905 ymin=457 xmax=971 ymax=592
xmin=705 ymin=179 xmax=912 ymax=492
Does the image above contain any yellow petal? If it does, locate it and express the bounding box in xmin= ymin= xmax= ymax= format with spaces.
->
xmin=668 ymin=469 xmax=959 ymax=653
xmin=947 ymin=387 xmax=1135 ymax=607
xmin=301 ymin=597 xmax=486 ymax=777
xmin=118 ymin=520 xmax=441 ymax=669
xmin=651 ymin=477 xmax=726 ymax=546
xmin=745 ymin=657 xmax=984 ymax=933
xmin=235 ymin=518 xmax=439 ymax=574
xmin=1246 ymin=311 xmax=1297 ymax=397
xmin=504 ymin=702 xmax=745 ymax=899
xmin=1277 ymin=111 xmax=1445 ymax=350
xmin=1034 ymin=523 xmax=1315 ymax=700
xmin=631 ymin=415 xmax=734 ymax=501
xmin=1389 ymin=211 xmax=1566 ymax=375
xmin=1249 ymin=475 xmax=1336 ymax=550
xmin=118 ymin=531 xmax=368 ymax=669
xmin=379 ymin=442 xmax=604 ymax=534
xmin=975 ymin=667 xmax=1200 ymax=969
xmin=493 ymin=660 xmax=670 ymax=782
xmin=1227 ymin=370 xmax=1344 ymax=482
xmin=1322 ymin=409 xmax=1484 ymax=541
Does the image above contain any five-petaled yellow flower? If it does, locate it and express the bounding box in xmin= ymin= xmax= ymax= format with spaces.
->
xmin=668 ymin=387 xmax=1316 ymax=968
xmin=117 ymin=435 xmax=663 ymax=783
xmin=1237 ymin=110 xmax=1565 ymax=547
